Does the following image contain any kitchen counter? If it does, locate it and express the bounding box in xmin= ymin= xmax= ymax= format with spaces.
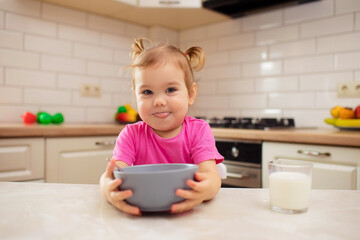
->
xmin=0 ymin=182 xmax=359 ymax=240
xmin=212 ymin=127 xmax=360 ymax=147
xmin=0 ymin=123 xmax=359 ymax=147
xmin=0 ymin=123 xmax=126 ymax=137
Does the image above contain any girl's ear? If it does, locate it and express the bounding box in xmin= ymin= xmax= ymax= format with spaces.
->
xmin=188 ymin=82 xmax=197 ymax=106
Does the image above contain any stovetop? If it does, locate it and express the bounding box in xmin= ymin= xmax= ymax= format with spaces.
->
xmin=196 ymin=117 xmax=295 ymax=130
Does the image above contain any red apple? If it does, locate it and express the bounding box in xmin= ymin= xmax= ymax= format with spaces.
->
xmin=355 ymin=105 xmax=360 ymax=119
xmin=116 ymin=112 xmax=130 ymax=122
xmin=21 ymin=112 xmax=37 ymax=124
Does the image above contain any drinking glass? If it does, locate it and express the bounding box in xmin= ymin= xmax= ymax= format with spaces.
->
xmin=268 ymin=159 xmax=313 ymax=214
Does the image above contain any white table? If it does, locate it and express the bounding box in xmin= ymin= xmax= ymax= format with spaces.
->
xmin=0 ymin=182 xmax=359 ymax=240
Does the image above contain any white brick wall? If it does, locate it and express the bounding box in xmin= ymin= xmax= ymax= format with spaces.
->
xmin=284 ymin=0 xmax=333 ymax=24
xmin=0 ymin=11 xmax=4 ymax=28
xmin=0 ymin=0 xmax=148 ymax=123
xmin=180 ymin=0 xmax=360 ymax=128
xmin=42 ymin=3 xmax=87 ymax=27
xmin=243 ymin=10 xmax=282 ymax=31
xmin=0 ymin=0 xmax=359 ymax=128
xmin=6 ymin=13 xmax=57 ymax=37
xmin=300 ymin=15 xmax=353 ymax=38
xmin=6 ymin=69 xmax=56 ymax=88
xmin=25 ymin=35 xmax=72 ymax=56
xmin=0 ymin=67 xmax=3 ymax=85
xmin=335 ymin=0 xmax=360 ymax=14
xmin=0 ymin=49 xmax=39 ymax=69
xmin=0 ymin=30 xmax=23 ymax=49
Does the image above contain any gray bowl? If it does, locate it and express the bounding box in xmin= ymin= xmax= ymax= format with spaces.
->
xmin=113 ymin=163 xmax=198 ymax=212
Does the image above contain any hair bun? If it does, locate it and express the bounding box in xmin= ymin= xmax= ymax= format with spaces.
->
xmin=185 ymin=47 xmax=205 ymax=71
xmin=132 ymin=38 xmax=152 ymax=62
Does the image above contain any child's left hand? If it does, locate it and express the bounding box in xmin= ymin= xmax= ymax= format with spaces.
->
xmin=171 ymin=160 xmax=221 ymax=214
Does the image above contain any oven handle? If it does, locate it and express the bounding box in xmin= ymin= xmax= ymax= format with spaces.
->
xmin=227 ymin=172 xmax=249 ymax=179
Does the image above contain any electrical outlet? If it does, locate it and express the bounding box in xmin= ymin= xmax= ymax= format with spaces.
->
xmin=337 ymin=81 xmax=360 ymax=98
xmin=80 ymin=84 xmax=101 ymax=97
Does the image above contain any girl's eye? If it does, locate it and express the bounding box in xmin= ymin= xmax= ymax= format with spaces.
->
xmin=166 ymin=87 xmax=176 ymax=93
xmin=143 ymin=90 xmax=152 ymax=95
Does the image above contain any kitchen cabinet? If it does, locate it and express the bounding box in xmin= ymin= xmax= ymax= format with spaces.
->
xmin=262 ymin=141 xmax=360 ymax=190
xmin=0 ymin=138 xmax=45 ymax=182
xmin=46 ymin=136 xmax=117 ymax=184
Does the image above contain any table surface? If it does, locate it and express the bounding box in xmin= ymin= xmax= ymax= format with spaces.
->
xmin=0 ymin=182 xmax=359 ymax=240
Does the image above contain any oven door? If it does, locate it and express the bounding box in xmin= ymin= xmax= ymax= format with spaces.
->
xmin=216 ymin=139 xmax=262 ymax=188
xmin=222 ymin=161 xmax=261 ymax=188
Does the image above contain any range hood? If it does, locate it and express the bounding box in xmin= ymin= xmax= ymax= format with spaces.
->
xmin=203 ymin=0 xmax=320 ymax=18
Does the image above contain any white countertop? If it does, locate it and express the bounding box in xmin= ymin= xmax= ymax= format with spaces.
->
xmin=0 ymin=182 xmax=359 ymax=240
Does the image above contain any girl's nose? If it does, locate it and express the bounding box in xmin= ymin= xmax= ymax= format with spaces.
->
xmin=153 ymin=94 xmax=166 ymax=106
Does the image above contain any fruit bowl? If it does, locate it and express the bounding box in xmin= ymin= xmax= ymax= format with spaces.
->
xmin=113 ymin=164 xmax=198 ymax=212
xmin=324 ymin=118 xmax=360 ymax=130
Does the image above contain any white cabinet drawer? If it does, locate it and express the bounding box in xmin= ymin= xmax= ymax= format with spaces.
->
xmin=0 ymin=138 xmax=45 ymax=181
xmin=311 ymin=162 xmax=356 ymax=190
xmin=46 ymin=136 xmax=116 ymax=184
xmin=262 ymin=142 xmax=360 ymax=190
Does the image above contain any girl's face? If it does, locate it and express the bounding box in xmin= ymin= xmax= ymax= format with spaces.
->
xmin=134 ymin=62 xmax=196 ymax=138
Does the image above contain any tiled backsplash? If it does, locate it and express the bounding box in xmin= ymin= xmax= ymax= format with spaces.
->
xmin=182 ymin=0 xmax=360 ymax=127
xmin=1 ymin=0 xmax=359 ymax=127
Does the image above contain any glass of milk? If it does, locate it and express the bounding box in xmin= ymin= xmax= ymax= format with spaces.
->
xmin=268 ymin=159 xmax=313 ymax=214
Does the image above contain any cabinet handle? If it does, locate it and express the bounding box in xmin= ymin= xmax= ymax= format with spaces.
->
xmin=297 ymin=149 xmax=331 ymax=157
xmin=227 ymin=172 xmax=250 ymax=179
xmin=95 ymin=141 xmax=115 ymax=146
xmin=159 ymin=1 xmax=180 ymax=5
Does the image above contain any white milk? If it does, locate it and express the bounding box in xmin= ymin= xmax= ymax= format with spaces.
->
xmin=269 ymin=171 xmax=311 ymax=210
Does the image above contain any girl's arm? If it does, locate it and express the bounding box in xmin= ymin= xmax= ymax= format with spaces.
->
xmin=99 ymin=159 xmax=141 ymax=216
xmin=171 ymin=160 xmax=221 ymax=214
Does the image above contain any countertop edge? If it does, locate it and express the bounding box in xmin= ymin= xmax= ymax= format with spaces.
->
xmin=0 ymin=124 xmax=126 ymax=138
xmin=0 ymin=124 xmax=359 ymax=147
xmin=211 ymin=128 xmax=360 ymax=147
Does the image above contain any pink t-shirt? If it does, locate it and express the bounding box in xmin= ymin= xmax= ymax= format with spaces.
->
xmin=113 ymin=116 xmax=223 ymax=166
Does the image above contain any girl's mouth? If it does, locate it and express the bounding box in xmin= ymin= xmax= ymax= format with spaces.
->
xmin=153 ymin=112 xmax=170 ymax=118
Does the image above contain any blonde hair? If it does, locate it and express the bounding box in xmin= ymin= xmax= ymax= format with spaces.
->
xmin=129 ymin=38 xmax=205 ymax=93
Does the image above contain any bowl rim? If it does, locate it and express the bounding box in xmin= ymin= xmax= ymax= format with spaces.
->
xmin=113 ymin=163 xmax=198 ymax=175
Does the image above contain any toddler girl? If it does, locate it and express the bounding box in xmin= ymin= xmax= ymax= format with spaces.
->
xmin=100 ymin=38 xmax=223 ymax=216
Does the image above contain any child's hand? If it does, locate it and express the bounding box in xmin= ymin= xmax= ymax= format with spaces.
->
xmin=171 ymin=160 xmax=221 ymax=214
xmin=99 ymin=159 xmax=141 ymax=216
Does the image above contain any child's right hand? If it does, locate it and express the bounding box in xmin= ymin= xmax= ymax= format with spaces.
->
xmin=99 ymin=159 xmax=141 ymax=216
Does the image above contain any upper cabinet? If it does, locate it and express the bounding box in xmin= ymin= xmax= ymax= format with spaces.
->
xmin=38 ymin=0 xmax=229 ymax=30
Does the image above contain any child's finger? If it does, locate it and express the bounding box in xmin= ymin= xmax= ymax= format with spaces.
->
xmin=186 ymin=179 xmax=206 ymax=192
xmin=115 ymin=201 xmax=141 ymax=216
xmin=105 ymin=159 xmax=116 ymax=178
xmin=194 ymin=172 xmax=207 ymax=181
xmin=175 ymin=188 xmax=196 ymax=200
xmin=171 ymin=199 xmax=198 ymax=214
xmin=108 ymin=178 xmax=122 ymax=191
xmin=111 ymin=189 xmax=133 ymax=201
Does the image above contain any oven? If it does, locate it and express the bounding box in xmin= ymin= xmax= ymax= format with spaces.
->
xmin=197 ymin=116 xmax=295 ymax=187
xmin=216 ymin=138 xmax=262 ymax=188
